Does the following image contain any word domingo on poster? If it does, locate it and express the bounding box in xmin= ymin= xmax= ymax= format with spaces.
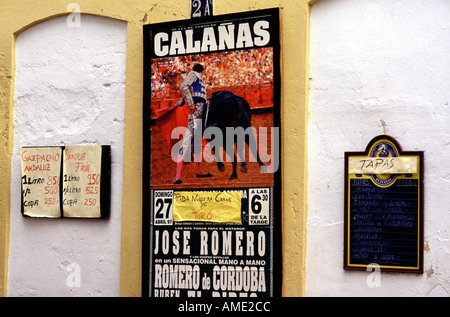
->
xmin=153 ymin=18 xmax=273 ymax=57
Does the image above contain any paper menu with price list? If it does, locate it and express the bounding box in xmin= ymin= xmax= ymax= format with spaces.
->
xmin=62 ymin=145 xmax=103 ymax=218
xmin=20 ymin=145 xmax=110 ymax=219
xmin=21 ymin=146 xmax=63 ymax=218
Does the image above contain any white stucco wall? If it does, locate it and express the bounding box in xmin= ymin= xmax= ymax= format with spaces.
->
xmin=9 ymin=15 xmax=126 ymax=296
xmin=307 ymin=0 xmax=450 ymax=296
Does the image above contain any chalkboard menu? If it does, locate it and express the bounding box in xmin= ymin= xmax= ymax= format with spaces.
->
xmin=20 ymin=145 xmax=111 ymax=219
xmin=344 ymin=135 xmax=423 ymax=273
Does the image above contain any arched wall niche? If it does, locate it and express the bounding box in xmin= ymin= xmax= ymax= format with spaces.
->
xmin=8 ymin=14 xmax=127 ymax=297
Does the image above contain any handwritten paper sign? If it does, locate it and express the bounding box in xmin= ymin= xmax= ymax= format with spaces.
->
xmin=20 ymin=145 xmax=111 ymax=219
xmin=21 ymin=147 xmax=63 ymax=218
xmin=173 ymin=191 xmax=242 ymax=223
xmin=345 ymin=136 xmax=424 ymax=273
xmin=62 ymin=146 xmax=103 ymax=218
xmin=348 ymin=157 xmax=417 ymax=174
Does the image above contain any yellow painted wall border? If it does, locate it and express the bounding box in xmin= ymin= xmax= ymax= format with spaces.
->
xmin=0 ymin=0 xmax=316 ymax=297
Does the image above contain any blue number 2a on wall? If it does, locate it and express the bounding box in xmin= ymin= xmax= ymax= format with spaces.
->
xmin=191 ymin=0 xmax=213 ymax=18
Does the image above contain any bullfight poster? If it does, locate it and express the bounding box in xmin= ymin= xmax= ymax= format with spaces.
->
xmin=143 ymin=8 xmax=281 ymax=298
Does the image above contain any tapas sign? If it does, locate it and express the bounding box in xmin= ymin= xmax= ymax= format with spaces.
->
xmin=344 ymin=136 xmax=424 ymax=273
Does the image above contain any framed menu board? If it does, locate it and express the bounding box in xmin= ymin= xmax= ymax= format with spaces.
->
xmin=344 ymin=135 xmax=424 ymax=273
xmin=142 ymin=8 xmax=282 ymax=297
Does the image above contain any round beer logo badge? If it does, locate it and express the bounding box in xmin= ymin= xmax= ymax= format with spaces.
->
xmin=369 ymin=140 xmax=398 ymax=187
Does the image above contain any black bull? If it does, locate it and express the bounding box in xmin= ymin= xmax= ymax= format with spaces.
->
xmin=200 ymin=91 xmax=267 ymax=180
